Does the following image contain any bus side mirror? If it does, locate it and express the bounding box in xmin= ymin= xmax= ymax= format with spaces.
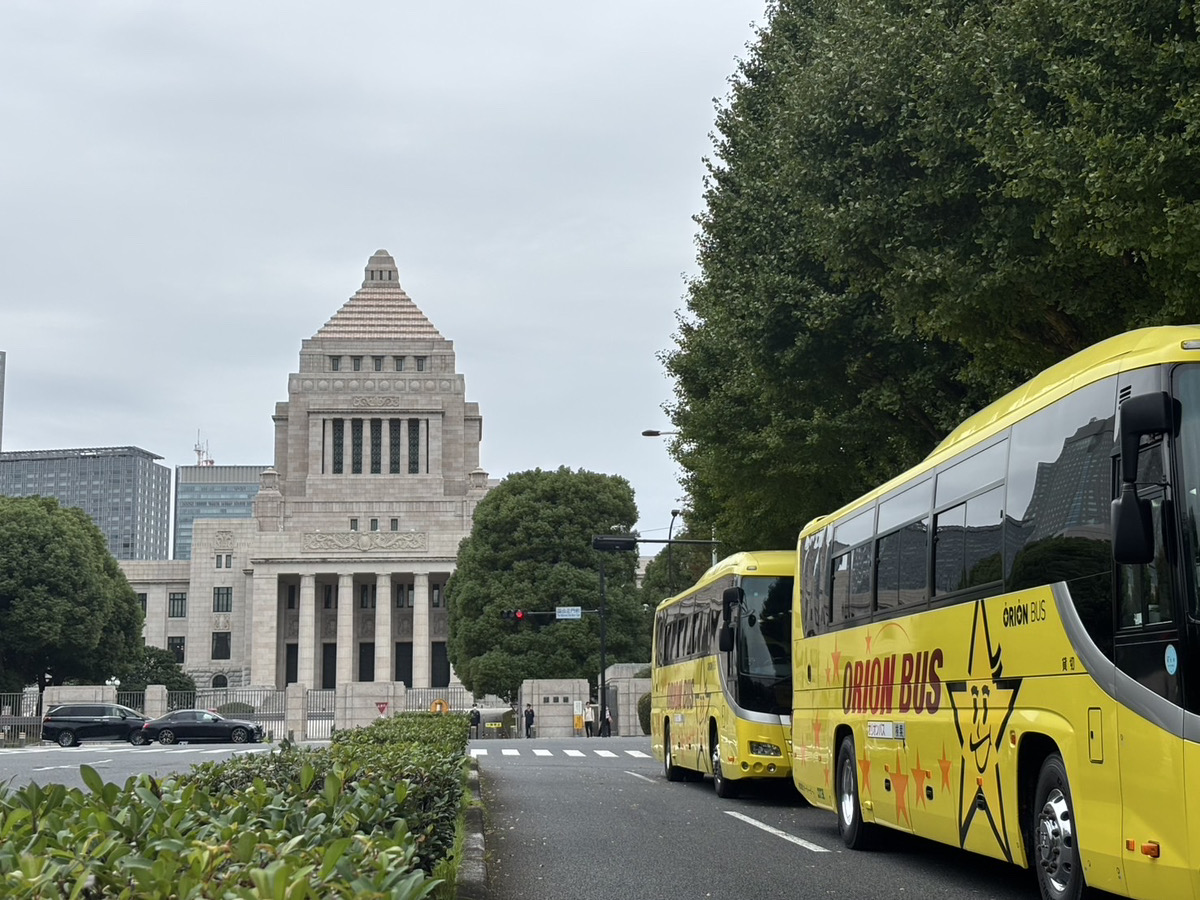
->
xmin=1117 ymin=392 xmax=1174 ymax=482
xmin=718 ymin=586 xmax=741 ymax=653
xmin=1112 ymin=486 xmax=1154 ymax=565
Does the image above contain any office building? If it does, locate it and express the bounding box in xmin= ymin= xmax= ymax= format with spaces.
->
xmin=0 ymin=446 xmax=171 ymax=560
xmin=174 ymin=464 xmax=268 ymax=560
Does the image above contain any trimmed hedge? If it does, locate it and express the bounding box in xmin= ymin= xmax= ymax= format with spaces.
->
xmin=0 ymin=712 xmax=470 ymax=898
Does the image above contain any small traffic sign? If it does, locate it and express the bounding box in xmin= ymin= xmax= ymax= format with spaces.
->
xmin=556 ymin=605 xmax=582 ymax=620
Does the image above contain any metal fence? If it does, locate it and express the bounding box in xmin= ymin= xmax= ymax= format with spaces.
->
xmin=305 ymin=689 xmax=335 ymax=740
xmin=116 ymin=691 xmax=145 ymax=713
xmin=405 ymin=686 xmax=475 ymax=712
xmin=0 ymin=691 xmax=41 ymax=746
xmin=168 ymin=688 xmax=286 ymax=738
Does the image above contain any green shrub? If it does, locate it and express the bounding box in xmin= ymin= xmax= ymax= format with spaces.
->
xmin=215 ymin=701 xmax=254 ymax=716
xmin=637 ymin=692 xmax=652 ymax=735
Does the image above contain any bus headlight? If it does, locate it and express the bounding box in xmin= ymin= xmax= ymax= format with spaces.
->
xmin=749 ymin=741 xmax=782 ymax=757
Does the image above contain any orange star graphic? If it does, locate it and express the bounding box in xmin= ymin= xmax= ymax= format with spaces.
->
xmin=911 ymin=751 xmax=930 ymax=808
xmin=865 ymin=631 xmax=873 ymax=654
xmin=830 ymin=642 xmax=842 ymax=686
xmin=938 ymin=742 xmax=953 ymax=790
xmin=823 ymin=763 xmax=830 ymax=788
xmin=812 ymin=715 xmax=822 ymax=750
xmin=892 ymin=749 xmax=911 ymax=826
xmin=858 ymin=750 xmax=872 ymax=797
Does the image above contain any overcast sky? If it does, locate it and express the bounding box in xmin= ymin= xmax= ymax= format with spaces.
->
xmin=0 ymin=2 xmax=766 ymax=546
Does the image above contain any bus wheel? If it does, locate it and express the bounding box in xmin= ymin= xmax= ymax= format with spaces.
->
xmin=663 ymin=722 xmax=684 ymax=782
xmin=836 ymin=735 xmax=873 ymax=849
xmin=711 ymin=726 xmax=739 ymax=799
xmin=1032 ymin=754 xmax=1084 ymax=900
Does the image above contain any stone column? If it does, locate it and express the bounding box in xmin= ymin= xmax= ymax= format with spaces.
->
xmin=343 ymin=420 xmax=353 ymax=475
xmin=337 ymin=573 xmax=355 ymax=686
xmin=413 ymin=572 xmax=431 ymax=688
xmin=428 ymin=416 xmax=442 ymax=478
xmin=250 ymin=570 xmax=279 ymax=688
xmin=298 ymin=574 xmax=316 ymax=688
xmin=309 ymin=416 xmax=323 ymax=476
xmin=375 ymin=572 xmax=393 ymax=682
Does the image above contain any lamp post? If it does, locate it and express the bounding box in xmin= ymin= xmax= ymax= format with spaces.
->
xmin=592 ymin=534 xmax=637 ymax=737
xmin=640 ymin=429 xmax=678 ymax=437
xmin=668 ymin=508 xmax=682 ymax=592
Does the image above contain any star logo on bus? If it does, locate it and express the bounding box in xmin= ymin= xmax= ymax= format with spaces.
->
xmin=946 ymin=599 xmax=1021 ymax=862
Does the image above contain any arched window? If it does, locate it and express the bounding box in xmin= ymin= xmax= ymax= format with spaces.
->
xmin=212 ymin=674 xmax=228 ymax=689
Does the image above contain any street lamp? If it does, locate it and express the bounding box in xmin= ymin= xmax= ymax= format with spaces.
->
xmin=641 ymin=429 xmax=678 ymax=437
xmin=668 ymin=508 xmax=682 ymax=593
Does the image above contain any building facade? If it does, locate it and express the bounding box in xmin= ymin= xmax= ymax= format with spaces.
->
xmin=0 ymin=446 xmax=171 ymax=559
xmin=173 ymin=464 xmax=269 ymax=560
xmin=123 ymin=250 xmax=491 ymax=690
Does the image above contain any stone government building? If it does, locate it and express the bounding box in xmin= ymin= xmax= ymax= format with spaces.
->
xmin=121 ymin=250 xmax=493 ymax=691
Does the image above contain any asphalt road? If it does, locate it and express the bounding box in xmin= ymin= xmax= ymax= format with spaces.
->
xmin=0 ymin=739 xmax=276 ymax=792
xmin=476 ymin=734 xmax=1104 ymax=900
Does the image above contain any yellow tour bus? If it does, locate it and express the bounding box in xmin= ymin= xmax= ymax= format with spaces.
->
xmin=652 ymin=550 xmax=794 ymax=797
xmin=791 ymin=326 xmax=1200 ymax=900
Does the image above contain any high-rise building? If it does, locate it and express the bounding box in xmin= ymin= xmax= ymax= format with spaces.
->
xmin=122 ymin=250 xmax=491 ymax=691
xmin=174 ymin=464 xmax=269 ymax=560
xmin=0 ymin=446 xmax=171 ymax=559
xmin=0 ymin=350 xmax=6 ymax=451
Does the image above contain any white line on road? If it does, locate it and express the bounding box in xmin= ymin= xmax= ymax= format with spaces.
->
xmin=625 ymin=770 xmax=656 ymax=783
xmin=724 ymin=810 xmax=830 ymax=853
xmin=624 ymin=750 xmax=650 ymax=758
xmin=532 ymin=749 xmax=552 ymax=757
xmin=563 ymin=749 xmax=584 ymax=757
xmin=594 ymin=750 xmax=618 ymax=758
xmin=469 ymin=748 xmax=487 ymax=757
xmin=501 ymin=749 xmax=520 ymax=756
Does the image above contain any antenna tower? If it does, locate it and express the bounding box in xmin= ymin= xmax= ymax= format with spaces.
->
xmin=194 ymin=430 xmax=215 ymax=466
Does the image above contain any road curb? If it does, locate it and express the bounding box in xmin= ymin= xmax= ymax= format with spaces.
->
xmin=456 ymin=758 xmax=487 ymax=899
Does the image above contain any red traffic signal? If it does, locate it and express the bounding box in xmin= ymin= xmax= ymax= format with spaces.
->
xmin=514 ymin=609 xmax=525 ymax=621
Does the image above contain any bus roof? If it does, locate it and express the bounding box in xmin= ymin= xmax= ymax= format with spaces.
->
xmin=800 ymin=325 xmax=1200 ymax=538
xmin=655 ymin=549 xmax=796 ymax=613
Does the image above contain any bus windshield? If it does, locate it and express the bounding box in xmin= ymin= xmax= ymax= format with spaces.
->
xmin=737 ymin=575 xmax=793 ymax=678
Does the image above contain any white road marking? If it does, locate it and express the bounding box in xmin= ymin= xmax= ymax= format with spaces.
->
xmin=625 ymin=770 xmax=656 ymax=783
xmin=501 ymin=748 xmax=520 ymax=756
xmin=594 ymin=750 xmax=618 ymax=758
xmin=469 ymin=748 xmax=487 ymax=757
xmin=532 ymin=749 xmax=552 ymax=757
xmin=724 ymin=810 xmax=830 ymax=853
xmin=624 ymin=750 xmax=650 ymax=758
xmin=563 ymin=749 xmax=585 ymax=757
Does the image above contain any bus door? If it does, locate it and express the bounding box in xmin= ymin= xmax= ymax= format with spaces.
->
xmin=1114 ymin=440 xmax=1189 ymax=898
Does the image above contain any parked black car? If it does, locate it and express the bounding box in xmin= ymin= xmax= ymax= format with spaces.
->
xmin=41 ymin=703 xmax=149 ymax=747
xmin=139 ymin=709 xmax=264 ymax=745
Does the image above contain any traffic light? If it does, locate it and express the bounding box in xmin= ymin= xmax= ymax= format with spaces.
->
xmin=500 ymin=609 xmax=526 ymax=624
xmin=592 ymin=534 xmax=638 ymax=552
xmin=514 ymin=609 xmax=525 ymax=621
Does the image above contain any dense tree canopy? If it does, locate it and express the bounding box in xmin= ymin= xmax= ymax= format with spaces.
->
xmin=446 ymin=468 xmax=649 ymax=700
xmin=665 ymin=0 xmax=1200 ymax=551
xmin=0 ymin=496 xmax=145 ymax=692
xmin=122 ymin=645 xmax=196 ymax=694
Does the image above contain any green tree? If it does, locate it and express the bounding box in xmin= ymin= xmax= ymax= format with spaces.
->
xmin=639 ymin=530 xmax=717 ymax=608
xmin=446 ymin=467 xmax=648 ymax=700
xmin=0 ymin=496 xmax=145 ymax=692
xmin=122 ymin=645 xmax=197 ymax=694
xmin=665 ymin=0 xmax=1200 ymax=550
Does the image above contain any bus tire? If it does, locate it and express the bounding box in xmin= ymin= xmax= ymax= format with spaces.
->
xmin=836 ymin=734 xmax=873 ymax=849
xmin=711 ymin=725 xmax=739 ymax=799
xmin=663 ymin=721 xmax=684 ymax=782
xmin=1032 ymin=753 xmax=1085 ymax=900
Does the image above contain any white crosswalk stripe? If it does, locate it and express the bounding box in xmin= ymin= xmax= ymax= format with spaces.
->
xmin=624 ymin=750 xmax=650 ymax=758
xmin=594 ymin=750 xmax=618 ymax=758
xmin=501 ymin=748 xmax=520 ymax=756
xmin=563 ymin=749 xmax=585 ymax=757
xmin=532 ymin=749 xmax=552 ymax=757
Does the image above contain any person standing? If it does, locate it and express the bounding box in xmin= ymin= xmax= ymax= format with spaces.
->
xmin=469 ymin=703 xmax=481 ymax=739
xmin=584 ymin=699 xmax=596 ymax=737
xmin=599 ymin=706 xmax=612 ymax=738
xmin=524 ymin=703 xmax=535 ymax=738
